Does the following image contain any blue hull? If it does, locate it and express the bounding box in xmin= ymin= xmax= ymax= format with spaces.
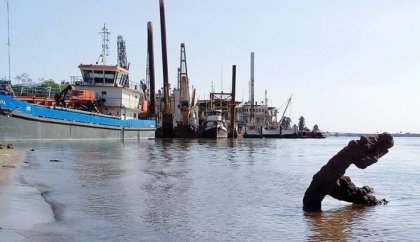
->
xmin=0 ymin=94 xmax=156 ymax=140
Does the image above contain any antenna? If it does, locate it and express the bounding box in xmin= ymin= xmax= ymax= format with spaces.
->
xmin=220 ymin=66 xmax=223 ymax=93
xmin=242 ymin=85 xmax=244 ymax=103
xmin=98 ymin=24 xmax=110 ymax=65
xmin=6 ymin=0 xmax=11 ymax=81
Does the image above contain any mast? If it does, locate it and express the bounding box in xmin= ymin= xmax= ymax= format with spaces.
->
xmin=6 ymin=0 xmax=11 ymax=81
xmin=98 ymin=24 xmax=110 ymax=65
xmin=220 ymin=66 xmax=223 ymax=93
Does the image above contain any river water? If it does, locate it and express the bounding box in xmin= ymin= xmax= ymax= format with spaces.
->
xmin=0 ymin=137 xmax=419 ymax=241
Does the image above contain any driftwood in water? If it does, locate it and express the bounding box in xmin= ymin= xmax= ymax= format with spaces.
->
xmin=303 ymin=133 xmax=394 ymax=211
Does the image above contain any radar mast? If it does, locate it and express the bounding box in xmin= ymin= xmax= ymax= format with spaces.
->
xmin=97 ymin=24 xmax=110 ymax=65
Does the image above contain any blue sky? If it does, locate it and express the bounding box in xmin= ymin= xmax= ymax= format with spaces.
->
xmin=1 ymin=0 xmax=419 ymax=133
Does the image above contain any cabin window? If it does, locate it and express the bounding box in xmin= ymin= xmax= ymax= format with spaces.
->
xmin=180 ymin=101 xmax=189 ymax=108
xmin=104 ymin=71 xmax=115 ymax=84
xmin=94 ymin=70 xmax=104 ymax=84
xmin=82 ymin=70 xmax=94 ymax=83
xmin=134 ymin=113 xmax=137 ymax=118
xmin=115 ymin=73 xmax=122 ymax=86
xmin=119 ymin=74 xmax=127 ymax=86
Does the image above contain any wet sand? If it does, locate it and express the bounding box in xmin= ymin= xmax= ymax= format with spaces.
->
xmin=0 ymin=148 xmax=26 ymax=240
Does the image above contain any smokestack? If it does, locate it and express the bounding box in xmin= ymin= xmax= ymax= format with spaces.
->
xmin=159 ymin=0 xmax=170 ymax=114
xmin=147 ymin=21 xmax=156 ymax=116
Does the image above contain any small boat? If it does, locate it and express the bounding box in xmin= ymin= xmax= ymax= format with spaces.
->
xmin=201 ymin=110 xmax=228 ymax=139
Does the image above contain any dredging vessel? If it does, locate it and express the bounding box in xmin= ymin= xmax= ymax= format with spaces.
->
xmin=0 ymin=25 xmax=155 ymax=140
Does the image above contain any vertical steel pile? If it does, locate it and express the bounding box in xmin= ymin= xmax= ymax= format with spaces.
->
xmin=250 ymin=52 xmax=255 ymax=119
xmin=229 ymin=65 xmax=237 ymax=138
xmin=147 ymin=21 xmax=156 ymax=116
xmin=159 ymin=0 xmax=174 ymax=137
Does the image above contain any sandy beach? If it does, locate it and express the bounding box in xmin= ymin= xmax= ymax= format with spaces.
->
xmin=0 ymin=148 xmax=23 ymax=216
xmin=0 ymin=148 xmax=22 ymax=186
xmin=0 ymin=147 xmax=30 ymax=240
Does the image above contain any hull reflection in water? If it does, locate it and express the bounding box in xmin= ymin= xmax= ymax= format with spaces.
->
xmin=305 ymin=205 xmax=370 ymax=241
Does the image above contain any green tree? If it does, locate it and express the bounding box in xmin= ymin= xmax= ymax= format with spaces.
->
xmin=39 ymin=79 xmax=60 ymax=88
xmin=14 ymin=73 xmax=32 ymax=85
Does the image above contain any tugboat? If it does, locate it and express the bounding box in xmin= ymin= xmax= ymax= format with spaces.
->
xmin=201 ymin=110 xmax=228 ymax=139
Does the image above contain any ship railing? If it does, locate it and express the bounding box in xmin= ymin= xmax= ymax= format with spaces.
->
xmin=12 ymin=85 xmax=61 ymax=98
xmin=68 ymin=76 xmax=143 ymax=91
xmin=10 ymin=86 xmax=144 ymax=111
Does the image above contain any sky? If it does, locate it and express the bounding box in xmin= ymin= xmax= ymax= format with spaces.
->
xmin=0 ymin=0 xmax=419 ymax=133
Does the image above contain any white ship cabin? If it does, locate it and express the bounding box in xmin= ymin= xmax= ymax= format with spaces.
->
xmin=77 ymin=64 xmax=146 ymax=120
xmin=203 ymin=110 xmax=224 ymax=122
xmin=236 ymin=103 xmax=268 ymax=125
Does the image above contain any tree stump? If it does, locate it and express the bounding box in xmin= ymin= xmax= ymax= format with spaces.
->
xmin=303 ymin=133 xmax=394 ymax=212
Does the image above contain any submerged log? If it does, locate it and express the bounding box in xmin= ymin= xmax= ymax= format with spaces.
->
xmin=303 ymin=133 xmax=394 ymax=211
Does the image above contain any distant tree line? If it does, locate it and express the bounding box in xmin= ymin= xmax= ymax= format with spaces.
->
xmin=299 ymin=116 xmax=320 ymax=132
xmin=13 ymin=72 xmax=61 ymax=89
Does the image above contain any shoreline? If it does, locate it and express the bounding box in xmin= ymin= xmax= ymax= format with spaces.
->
xmin=0 ymin=147 xmax=26 ymax=240
xmin=0 ymin=146 xmax=58 ymax=241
